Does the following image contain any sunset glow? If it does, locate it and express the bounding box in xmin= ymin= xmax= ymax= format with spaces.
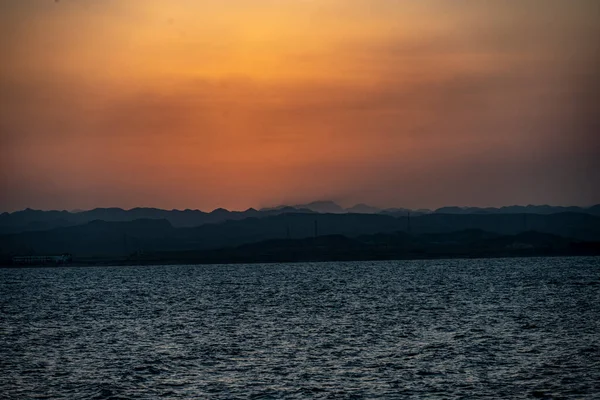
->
xmin=1 ymin=0 xmax=599 ymax=211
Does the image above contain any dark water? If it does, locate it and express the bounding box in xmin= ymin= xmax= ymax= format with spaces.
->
xmin=1 ymin=257 xmax=600 ymax=399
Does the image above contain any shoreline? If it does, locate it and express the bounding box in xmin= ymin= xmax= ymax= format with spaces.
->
xmin=2 ymin=252 xmax=599 ymax=269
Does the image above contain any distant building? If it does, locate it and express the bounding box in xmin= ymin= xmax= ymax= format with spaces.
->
xmin=12 ymin=254 xmax=72 ymax=265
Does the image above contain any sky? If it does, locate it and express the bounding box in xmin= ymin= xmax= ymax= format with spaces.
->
xmin=1 ymin=0 xmax=599 ymax=212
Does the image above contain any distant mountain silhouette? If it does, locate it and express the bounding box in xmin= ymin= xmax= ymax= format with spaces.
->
xmin=1 ymin=203 xmax=598 ymax=236
xmin=380 ymin=208 xmax=431 ymax=217
xmin=263 ymin=201 xmax=600 ymax=216
xmin=432 ymin=204 xmax=600 ymax=215
xmin=261 ymin=200 xmax=346 ymax=214
xmin=1 ymin=211 xmax=598 ymax=258
xmin=0 ymin=206 xmax=315 ymax=234
xmin=346 ymin=204 xmax=382 ymax=214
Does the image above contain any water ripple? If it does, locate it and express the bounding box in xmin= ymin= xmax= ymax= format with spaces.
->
xmin=1 ymin=257 xmax=599 ymax=398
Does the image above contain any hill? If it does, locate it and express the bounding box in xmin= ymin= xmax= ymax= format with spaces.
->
xmin=2 ymin=203 xmax=599 ymax=235
xmin=1 ymin=212 xmax=598 ymax=259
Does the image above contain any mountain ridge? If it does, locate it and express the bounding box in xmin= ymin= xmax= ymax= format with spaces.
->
xmin=1 ymin=211 xmax=598 ymax=258
xmin=1 ymin=203 xmax=599 ymax=235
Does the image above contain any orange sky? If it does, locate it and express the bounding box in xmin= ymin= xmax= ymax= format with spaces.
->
xmin=1 ymin=0 xmax=599 ymax=211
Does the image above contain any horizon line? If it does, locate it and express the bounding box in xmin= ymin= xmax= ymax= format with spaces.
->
xmin=2 ymin=202 xmax=599 ymax=215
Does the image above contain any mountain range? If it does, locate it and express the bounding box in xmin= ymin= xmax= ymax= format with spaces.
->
xmin=1 ymin=211 xmax=599 ymax=259
xmin=2 ymin=201 xmax=599 ymax=235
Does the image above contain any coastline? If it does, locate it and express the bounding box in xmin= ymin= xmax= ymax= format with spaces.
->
xmin=3 ymin=251 xmax=599 ymax=269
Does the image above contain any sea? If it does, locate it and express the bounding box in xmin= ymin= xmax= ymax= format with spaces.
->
xmin=1 ymin=257 xmax=599 ymax=399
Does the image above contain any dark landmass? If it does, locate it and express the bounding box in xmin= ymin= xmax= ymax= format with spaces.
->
xmin=1 ymin=210 xmax=599 ymax=264
xmin=436 ymin=204 xmax=600 ymax=215
xmin=263 ymin=201 xmax=600 ymax=216
xmin=0 ymin=206 xmax=316 ymax=234
xmin=261 ymin=200 xmax=347 ymax=214
xmin=136 ymin=231 xmax=600 ymax=265
xmin=2 ymin=229 xmax=598 ymax=267
xmin=2 ymin=202 xmax=599 ymax=234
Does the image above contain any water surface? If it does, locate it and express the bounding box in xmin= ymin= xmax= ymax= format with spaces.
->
xmin=1 ymin=257 xmax=599 ymax=398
